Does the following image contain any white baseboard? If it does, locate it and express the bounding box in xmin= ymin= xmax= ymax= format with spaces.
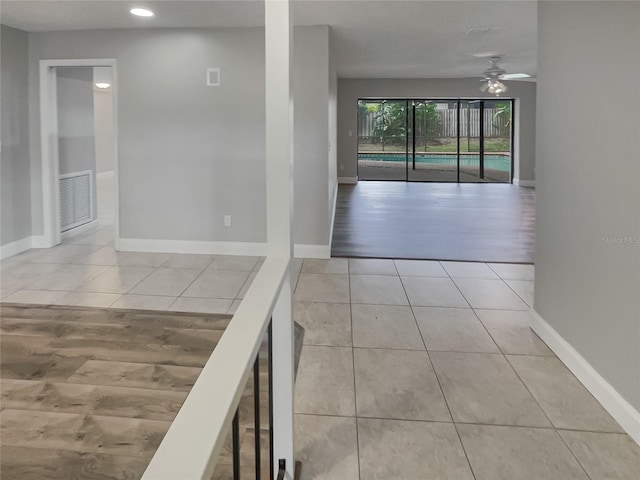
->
xmin=0 ymin=235 xmax=50 ymax=259
xmin=338 ymin=176 xmax=358 ymax=184
xmin=118 ymin=238 xmax=332 ymax=260
xmin=119 ymin=238 xmax=268 ymax=256
xmin=530 ymin=309 xmax=640 ymax=445
xmin=294 ymin=244 xmax=330 ymax=259
xmin=514 ymin=179 xmax=535 ymax=188
xmin=30 ymin=235 xmax=49 ymax=249
xmin=0 ymin=237 xmax=34 ymax=259
xmin=61 ymin=220 xmax=98 ymax=241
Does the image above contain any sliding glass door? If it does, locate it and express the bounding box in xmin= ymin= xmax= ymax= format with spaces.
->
xmin=357 ymin=100 xmax=407 ymax=181
xmin=357 ymin=98 xmax=513 ymax=183
xmin=408 ymin=100 xmax=458 ymax=182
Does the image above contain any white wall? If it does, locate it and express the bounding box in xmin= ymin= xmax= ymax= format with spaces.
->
xmin=93 ymin=85 xmax=115 ymax=174
xmin=535 ymin=0 xmax=640 ymax=422
xmin=337 ymin=78 xmax=536 ymax=183
xmin=1 ymin=25 xmax=31 ymax=248
xmin=26 ymin=27 xmax=333 ymax=253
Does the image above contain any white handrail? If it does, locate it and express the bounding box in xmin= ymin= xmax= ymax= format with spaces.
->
xmin=141 ymin=256 xmax=290 ymax=480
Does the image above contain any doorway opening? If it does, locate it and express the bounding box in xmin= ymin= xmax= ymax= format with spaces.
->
xmin=39 ymin=59 xmax=118 ymax=248
xmin=357 ymin=98 xmax=513 ymax=183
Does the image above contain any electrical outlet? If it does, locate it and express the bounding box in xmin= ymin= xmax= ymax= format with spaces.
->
xmin=340 ymin=164 xmax=344 ymax=171
xmin=348 ymin=130 xmax=353 ymax=136
xmin=224 ymin=215 xmax=232 ymax=227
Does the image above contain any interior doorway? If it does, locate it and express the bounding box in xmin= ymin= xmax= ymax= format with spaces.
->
xmin=357 ymin=98 xmax=513 ymax=183
xmin=39 ymin=59 xmax=118 ymax=248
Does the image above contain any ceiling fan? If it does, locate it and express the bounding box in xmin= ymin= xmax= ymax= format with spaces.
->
xmin=479 ymin=56 xmax=530 ymax=96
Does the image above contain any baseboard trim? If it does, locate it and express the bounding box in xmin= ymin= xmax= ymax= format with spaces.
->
xmin=294 ymin=244 xmax=330 ymax=259
xmin=119 ymin=238 xmax=268 ymax=256
xmin=0 ymin=235 xmax=50 ymax=259
xmin=338 ymin=176 xmax=358 ymax=184
xmin=61 ymin=220 xmax=99 ymax=241
xmin=0 ymin=237 xmax=34 ymax=259
xmin=118 ymin=238 xmax=332 ymax=259
xmin=530 ymin=309 xmax=640 ymax=445
xmin=30 ymin=235 xmax=49 ymax=249
xmin=514 ymin=179 xmax=535 ymax=188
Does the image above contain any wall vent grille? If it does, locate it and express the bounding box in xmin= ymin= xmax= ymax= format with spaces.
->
xmin=60 ymin=170 xmax=93 ymax=232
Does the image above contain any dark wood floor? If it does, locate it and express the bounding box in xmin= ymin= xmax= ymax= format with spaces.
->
xmin=331 ymin=181 xmax=535 ymax=263
xmin=0 ymin=304 xmax=271 ymax=480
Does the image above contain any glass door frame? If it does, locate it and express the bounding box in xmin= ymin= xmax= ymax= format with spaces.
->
xmin=356 ymin=97 xmax=514 ymax=184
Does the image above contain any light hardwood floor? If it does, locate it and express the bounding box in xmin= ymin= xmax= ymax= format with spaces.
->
xmin=0 ymin=304 xmax=269 ymax=480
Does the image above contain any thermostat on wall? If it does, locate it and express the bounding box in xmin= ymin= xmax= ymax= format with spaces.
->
xmin=207 ymin=68 xmax=220 ymax=87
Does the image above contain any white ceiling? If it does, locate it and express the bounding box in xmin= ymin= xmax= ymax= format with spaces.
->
xmin=0 ymin=0 xmax=537 ymax=78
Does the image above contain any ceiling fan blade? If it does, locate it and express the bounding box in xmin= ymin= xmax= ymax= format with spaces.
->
xmin=500 ymin=73 xmax=532 ymax=80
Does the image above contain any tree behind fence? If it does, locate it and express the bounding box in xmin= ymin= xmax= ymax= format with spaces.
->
xmin=358 ymin=108 xmax=510 ymax=140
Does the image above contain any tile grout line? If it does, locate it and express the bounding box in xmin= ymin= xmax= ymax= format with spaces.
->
xmin=347 ymin=259 xmax=363 ymax=480
xmin=501 ymin=354 xmax=595 ymax=480
xmin=396 ymin=264 xmax=478 ymax=480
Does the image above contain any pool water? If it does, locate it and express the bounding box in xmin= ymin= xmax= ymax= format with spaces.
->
xmin=358 ymin=153 xmax=511 ymax=172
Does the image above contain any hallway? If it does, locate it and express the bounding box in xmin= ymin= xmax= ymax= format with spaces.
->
xmin=292 ymin=258 xmax=639 ymax=480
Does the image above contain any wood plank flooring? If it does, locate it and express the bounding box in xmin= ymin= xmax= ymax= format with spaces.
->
xmin=331 ymin=181 xmax=535 ymax=263
xmin=0 ymin=304 xmax=268 ymax=480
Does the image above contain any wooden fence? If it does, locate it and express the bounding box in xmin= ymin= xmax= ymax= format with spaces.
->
xmin=358 ymin=107 xmax=510 ymax=140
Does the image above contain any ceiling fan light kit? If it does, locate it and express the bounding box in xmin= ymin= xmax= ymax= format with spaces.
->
xmin=479 ymin=56 xmax=510 ymax=96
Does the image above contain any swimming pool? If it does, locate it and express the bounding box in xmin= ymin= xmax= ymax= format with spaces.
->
xmin=358 ymin=153 xmax=511 ymax=172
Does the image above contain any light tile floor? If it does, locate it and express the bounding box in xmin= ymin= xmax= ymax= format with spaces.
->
xmin=292 ymin=257 xmax=640 ymax=480
xmin=2 ymin=234 xmax=639 ymax=479
xmin=0 ymin=225 xmax=271 ymax=315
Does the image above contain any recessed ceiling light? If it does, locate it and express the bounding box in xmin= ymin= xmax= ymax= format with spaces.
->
xmin=95 ymin=82 xmax=111 ymax=89
xmin=130 ymin=8 xmax=154 ymax=17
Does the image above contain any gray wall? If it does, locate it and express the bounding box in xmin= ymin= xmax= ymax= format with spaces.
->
xmin=56 ymin=67 xmax=98 ymax=223
xmin=56 ymin=67 xmax=97 ymax=175
xmin=1 ymin=25 xmax=31 ymax=246
xmin=27 ymin=26 xmax=332 ymax=248
xmin=535 ymin=1 xmax=640 ymax=411
xmin=337 ymin=78 xmax=536 ymax=182
xmin=93 ymin=86 xmax=115 ymax=174
xmin=293 ymin=26 xmax=330 ymax=246
xmin=328 ymin=37 xmax=338 ymax=232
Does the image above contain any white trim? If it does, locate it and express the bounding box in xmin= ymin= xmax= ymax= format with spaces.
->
xmin=0 ymin=237 xmax=34 ymax=259
xmin=119 ymin=238 xmax=268 ymax=256
xmin=294 ymin=243 xmax=330 ymax=259
xmin=328 ymin=183 xmax=338 ymax=248
xmin=96 ymin=170 xmax=115 ymax=181
xmin=39 ymin=58 xmax=118 ymax=249
xmin=0 ymin=235 xmax=49 ymax=259
xmin=530 ymin=309 xmax=640 ymax=446
xmin=60 ymin=219 xmax=98 ymax=241
xmin=514 ymin=179 xmax=535 ymax=188
xmin=30 ymin=235 xmax=48 ymax=249
xmin=118 ymin=238 xmax=331 ymax=259
xmin=338 ymin=176 xmax=358 ymax=184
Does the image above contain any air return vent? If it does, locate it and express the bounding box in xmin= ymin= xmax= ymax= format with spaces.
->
xmin=60 ymin=170 xmax=93 ymax=231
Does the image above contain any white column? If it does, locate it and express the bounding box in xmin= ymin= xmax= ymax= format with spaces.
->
xmin=265 ymin=0 xmax=295 ymax=478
